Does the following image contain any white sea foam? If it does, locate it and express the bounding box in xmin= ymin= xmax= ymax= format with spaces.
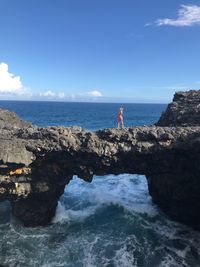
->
xmin=82 ymin=236 xmax=100 ymax=267
xmin=159 ymin=254 xmax=187 ymax=267
xmin=52 ymin=174 xmax=157 ymax=224
xmin=51 ymin=201 xmax=71 ymax=224
xmin=1 ymin=173 xmax=200 ymax=267
xmin=114 ymin=246 xmax=137 ymax=267
xmin=52 ymin=201 xmax=100 ymax=224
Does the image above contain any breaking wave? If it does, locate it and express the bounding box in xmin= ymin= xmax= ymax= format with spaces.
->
xmin=1 ymin=174 xmax=200 ymax=266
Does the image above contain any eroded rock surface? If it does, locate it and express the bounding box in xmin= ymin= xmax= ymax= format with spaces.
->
xmin=156 ymin=90 xmax=200 ymax=126
xmin=0 ymin=90 xmax=200 ymax=229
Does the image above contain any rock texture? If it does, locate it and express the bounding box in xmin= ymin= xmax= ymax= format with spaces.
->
xmin=156 ymin=90 xmax=200 ymax=126
xmin=0 ymin=90 xmax=200 ymax=229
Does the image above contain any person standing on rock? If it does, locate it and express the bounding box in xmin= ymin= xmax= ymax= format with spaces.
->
xmin=117 ymin=107 xmax=124 ymax=129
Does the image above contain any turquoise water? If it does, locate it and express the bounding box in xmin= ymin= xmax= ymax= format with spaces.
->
xmin=0 ymin=101 xmax=200 ymax=267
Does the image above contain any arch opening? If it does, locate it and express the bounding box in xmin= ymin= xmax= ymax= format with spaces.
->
xmin=52 ymin=174 xmax=155 ymax=224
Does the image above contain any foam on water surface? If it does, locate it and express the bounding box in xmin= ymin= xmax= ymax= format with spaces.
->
xmin=53 ymin=174 xmax=158 ymax=224
xmin=0 ymin=174 xmax=200 ymax=267
xmin=0 ymin=101 xmax=199 ymax=266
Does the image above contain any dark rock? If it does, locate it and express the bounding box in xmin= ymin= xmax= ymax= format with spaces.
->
xmin=0 ymin=90 xmax=200 ymax=229
xmin=156 ymin=90 xmax=200 ymax=126
xmin=0 ymin=108 xmax=33 ymax=129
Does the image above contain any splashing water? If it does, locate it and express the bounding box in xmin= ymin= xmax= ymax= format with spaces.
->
xmin=0 ymin=174 xmax=200 ymax=267
xmin=0 ymin=101 xmax=199 ymax=266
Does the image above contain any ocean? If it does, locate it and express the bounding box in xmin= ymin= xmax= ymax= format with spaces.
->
xmin=0 ymin=101 xmax=200 ymax=267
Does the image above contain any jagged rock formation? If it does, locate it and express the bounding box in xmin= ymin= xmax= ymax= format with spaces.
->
xmin=0 ymin=90 xmax=200 ymax=229
xmin=156 ymin=90 xmax=200 ymax=126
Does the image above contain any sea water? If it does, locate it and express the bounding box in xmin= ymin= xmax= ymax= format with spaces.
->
xmin=0 ymin=101 xmax=200 ymax=267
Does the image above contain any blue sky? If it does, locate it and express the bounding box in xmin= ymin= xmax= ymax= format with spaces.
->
xmin=0 ymin=0 xmax=200 ymax=103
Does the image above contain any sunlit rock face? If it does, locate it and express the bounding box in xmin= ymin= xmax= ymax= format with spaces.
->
xmin=156 ymin=90 xmax=200 ymax=126
xmin=0 ymin=90 xmax=200 ymax=228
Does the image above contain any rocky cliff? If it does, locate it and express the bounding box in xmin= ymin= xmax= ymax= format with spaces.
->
xmin=0 ymin=90 xmax=200 ymax=229
xmin=156 ymin=90 xmax=200 ymax=126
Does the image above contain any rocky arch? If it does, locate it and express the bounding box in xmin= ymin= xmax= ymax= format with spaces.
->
xmin=0 ymin=90 xmax=200 ymax=229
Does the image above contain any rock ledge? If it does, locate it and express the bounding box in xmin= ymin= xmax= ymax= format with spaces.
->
xmin=0 ymin=90 xmax=200 ymax=229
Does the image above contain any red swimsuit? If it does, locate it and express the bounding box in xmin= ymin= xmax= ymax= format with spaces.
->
xmin=118 ymin=111 xmax=123 ymax=122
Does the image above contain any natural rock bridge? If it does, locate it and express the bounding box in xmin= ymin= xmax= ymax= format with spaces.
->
xmin=0 ymin=90 xmax=200 ymax=229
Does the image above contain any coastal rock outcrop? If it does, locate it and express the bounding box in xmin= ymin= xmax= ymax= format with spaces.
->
xmin=156 ymin=90 xmax=200 ymax=126
xmin=0 ymin=90 xmax=200 ymax=229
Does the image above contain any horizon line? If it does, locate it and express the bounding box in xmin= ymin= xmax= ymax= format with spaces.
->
xmin=0 ymin=99 xmax=168 ymax=105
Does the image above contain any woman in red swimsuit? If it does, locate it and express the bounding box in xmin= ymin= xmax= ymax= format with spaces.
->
xmin=118 ymin=107 xmax=124 ymax=129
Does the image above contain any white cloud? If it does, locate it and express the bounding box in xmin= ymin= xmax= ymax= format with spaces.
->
xmin=0 ymin=63 xmax=103 ymax=101
xmin=76 ymin=90 xmax=103 ymax=98
xmin=87 ymin=90 xmax=102 ymax=97
xmin=39 ymin=91 xmax=65 ymax=99
xmin=0 ymin=62 xmax=26 ymax=94
xmin=40 ymin=90 xmax=56 ymax=97
xmin=58 ymin=92 xmax=65 ymax=98
xmin=38 ymin=90 xmax=103 ymax=100
xmin=149 ymin=5 xmax=200 ymax=27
